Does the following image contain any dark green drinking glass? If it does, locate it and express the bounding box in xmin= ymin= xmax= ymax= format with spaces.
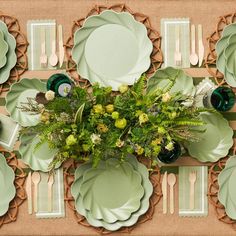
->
xmin=203 ymin=86 xmax=235 ymax=111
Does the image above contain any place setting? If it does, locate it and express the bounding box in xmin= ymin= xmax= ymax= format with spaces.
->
xmin=1 ymin=2 xmax=236 ymax=235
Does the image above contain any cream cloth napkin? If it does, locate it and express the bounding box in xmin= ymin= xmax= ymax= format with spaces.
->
xmin=27 ymin=19 xmax=57 ymax=71
xmin=36 ymin=168 xmax=65 ymax=218
xmin=179 ymin=166 xmax=208 ymax=217
xmin=161 ymin=18 xmax=190 ymax=68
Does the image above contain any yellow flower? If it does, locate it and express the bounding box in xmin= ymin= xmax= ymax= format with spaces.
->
xmin=66 ymin=134 xmax=77 ymax=146
xmin=111 ymin=111 xmax=119 ymax=120
xmin=116 ymin=139 xmax=124 ymax=148
xmin=169 ymin=111 xmax=177 ymax=119
xmin=118 ymin=84 xmax=129 ymax=93
xmin=45 ymin=90 xmax=55 ymax=101
xmin=135 ymin=145 xmax=144 ymax=155
xmin=162 ymin=92 xmax=171 ymax=102
xmin=97 ymin=123 xmax=108 ymax=133
xmin=40 ymin=111 xmax=50 ymax=122
xmin=139 ymin=113 xmax=149 ymax=125
xmin=165 ymin=142 xmax=174 ymax=151
xmin=93 ymin=104 xmax=104 ymax=114
xmin=151 ymin=137 xmax=162 ymax=146
xmin=105 ymin=104 xmax=114 ymax=113
xmin=115 ymin=118 xmax=127 ymax=129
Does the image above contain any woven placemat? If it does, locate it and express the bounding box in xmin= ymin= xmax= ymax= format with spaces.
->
xmin=0 ymin=13 xmax=28 ymax=95
xmin=65 ymin=3 xmax=163 ymax=88
xmin=64 ymin=159 xmax=162 ymax=234
xmin=208 ymin=156 xmax=236 ymax=231
xmin=0 ymin=148 xmax=26 ymax=228
xmin=205 ymin=12 xmax=236 ymax=86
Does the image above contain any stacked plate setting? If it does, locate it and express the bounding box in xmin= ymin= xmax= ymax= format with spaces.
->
xmin=72 ymin=10 xmax=153 ymax=91
xmin=216 ymin=23 xmax=236 ymax=87
xmin=218 ymin=156 xmax=236 ymax=219
xmin=71 ymin=157 xmax=153 ymax=231
xmin=0 ymin=21 xmax=17 ymax=84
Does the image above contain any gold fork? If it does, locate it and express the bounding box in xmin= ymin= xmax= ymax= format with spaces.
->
xmin=174 ymin=25 xmax=182 ymax=66
xmin=189 ymin=170 xmax=197 ymax=210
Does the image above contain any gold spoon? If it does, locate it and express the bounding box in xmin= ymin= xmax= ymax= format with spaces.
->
xmin=32 ymin=171 xmax=41 ymax=213
xmin=167 ymin=173 xmax=177 ymax=214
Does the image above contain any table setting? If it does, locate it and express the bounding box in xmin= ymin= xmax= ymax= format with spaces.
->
xmin=1 ymin=1 xmax=236 ymax=235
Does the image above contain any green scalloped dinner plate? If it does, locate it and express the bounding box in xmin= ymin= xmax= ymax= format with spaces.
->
xmin=147 ymin=67 xmax=196 ymax=97
xmin=0 ymin=29 xmax=8 ymax=69
xmin=186 ymin=112 xmax=233 ymax=162
xmin=6 ymin=78 xmax=47 ymax=127
xmin=79 ymin=159 xmax=144 ymax=223
xmin=72 ymin=10 xmax=152 ymax=91
xmin=19 ymin=133 xmax=59 ymax=172
xmin=0 ymin=154 xmax=16 ymax=216
xmin=0 ymin=21 xmax=16 ymax=84
xmin=71 ymin=156 xmax=153 ymax=231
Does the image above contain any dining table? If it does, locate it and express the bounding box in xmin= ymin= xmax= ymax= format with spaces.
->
xmin=0 ymin=0 xmax=236 ymax=235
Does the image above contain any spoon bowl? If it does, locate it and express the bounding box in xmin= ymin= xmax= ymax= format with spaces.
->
xmin=189 ymin=53 xmax=198 ymax=66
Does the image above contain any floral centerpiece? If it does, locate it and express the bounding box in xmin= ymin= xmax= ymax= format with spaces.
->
xmin=21 ymin=74 xmax=211 ymax=169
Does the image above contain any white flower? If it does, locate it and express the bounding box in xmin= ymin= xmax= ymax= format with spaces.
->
xmin=90 ymin=133 xmax=101 ymax=145
xmin=162 ymin=92 xmax=171 ymax=102
xmin=165 ymin=142 xmax=174 ymax=151
xmin=45 ymin=90 xmax=55 ymax=101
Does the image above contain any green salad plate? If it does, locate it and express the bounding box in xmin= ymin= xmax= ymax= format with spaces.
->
xmin=0 ymin=29 xmax=8 ymax=69
xmin=224 ymin=34 xmax=236 ymax=75
xmin=19 ymin=134 xmax=59 ymax=172
xmin=79 ymin=158 xmax=144 ymax=223
xmin=185 ymin=112 xmax=233 ymax=162
xmin=71 ymin=156 xmax=153 ymax=231
xmin=0 ymin=154 xmax=16 ymax=216
xmin=218 ymin=156 xmax=236 ymax=219
xmin=0 ymin=21 xmax=17 ymax=84
xmin=147 ymin=67 xmax=196 ymax=98
xmin=6 ymin=78 xmax=47 ymax=127
xmin=72 ymin=10 xmax=152 ymax=91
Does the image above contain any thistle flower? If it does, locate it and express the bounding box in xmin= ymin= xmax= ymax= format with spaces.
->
xmin=45 ymin=90 xmax=55 ymax=101
xmin=139 ymin=113 xmax=149 ymax=125
xmin=90 ymin=133 xmax=101 ymax=145
xmin=115 ymin=118 xmax=127 ymax=129
xmin=118 ymin=84 xmax=128 ymax=93
xmin=162 ymin=92 xmax=171 ymax=102
xmin=105 ymin=104 xmax=114 ymax=113
xmin=66 ymin=134 xmax=77 ymax=146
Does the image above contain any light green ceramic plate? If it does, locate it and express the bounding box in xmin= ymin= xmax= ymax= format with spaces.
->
xmin=186 ymin=112 xmax=233 ymax=162
xmin=224 ymin=34 xmax=236 ymax=75
xmin=6 ymin=78 xmax=47 ymax=127
xmin=0 ymin=29 xmax=8 ymax=69
xmin=72 ymin=10 xmax=153 ymax=91
xmin=19 ymin=133 xmax=59 ymax=172
xmin=79 ymin=158 xmax=144 ymax=223
xmin=147 ymin=67 xmax=196 ymax=98
xmin=0 ymin=154 xmax=16 ymax=216
xmin=71 ymin=156 xmax=153 ymax=231
xmin=0 ymin=21 xmax=17 ymax=84
xmin=218 ymin=156 xmax=236 ymax=219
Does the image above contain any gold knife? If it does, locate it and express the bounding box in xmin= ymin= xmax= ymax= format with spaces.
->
xmin=26 ymin=172 xmax=32 ymax=214
xmin=161 ymin=171 xmax=167 ymax=214
xmin=198 ymin=24 xmax=204 ymax=67
xmin=58 ymin=24 xmax=64 ymax=68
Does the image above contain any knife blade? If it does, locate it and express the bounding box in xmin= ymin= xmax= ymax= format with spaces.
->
xmin=198 ymin=24 xmax=204 ymax=67
xmin=161 ymin=171 xmax=167 ymax=214
xmin=26 ymin=171 xmax=32 ymax=214
xmin=58 ymin=24 xmax=64 ymax=68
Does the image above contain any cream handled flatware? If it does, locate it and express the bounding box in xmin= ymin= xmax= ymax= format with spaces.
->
xmin=174 ymin=25 xmax=182 ymax=66
xmin=161 ymin=171 xmax=168 ymax=214
xmin=189 ymin=171 xmax=197 ymax=210
xmin=32 ymin=171 xmax=41 ymax=213
xmin=58 ymin=24 xmax=64 ymax=68
xmin=47 ymin=173 xmax=54 ymax=212
xmin=26 ymin=171 xmax=32 ymax=214
xmin=49 ymin=24 xmax=58 ymax=67
xmin=198 ymin=24 xmax=204 ymax=67
xmin=40 ymin=27 xmax=47 ymax=67
xmin=190 ymin=24 xmax=198 ymax=66
xmin=167 ymin=173 xmax=176 ymax=214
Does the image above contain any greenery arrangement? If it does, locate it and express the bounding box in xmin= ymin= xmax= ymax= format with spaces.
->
xmin=21 ymin=74 xmax=211 ymax=169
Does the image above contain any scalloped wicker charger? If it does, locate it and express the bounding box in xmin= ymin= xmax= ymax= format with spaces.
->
xmin=0 ymin=13 xmax=28 ymax=95
xmin=205 ymin=12 xmax=236 ymax=86
xmin=0 ymin=148 xmax=26 ymax=228
xmin=65 ymin=4 xmax=163 ymax=88
xmin=64 ymin=158 xmax=162 ymax=234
